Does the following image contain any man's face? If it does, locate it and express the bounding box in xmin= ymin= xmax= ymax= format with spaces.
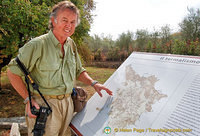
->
xmin=52 ymin=9 xmax=77 ymax=38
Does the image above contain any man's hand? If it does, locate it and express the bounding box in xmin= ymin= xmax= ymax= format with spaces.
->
xmin=93 ymin=83 xmax=113 ymax=97
xmin=77 ymin=71 xmax=113 ymax=97
xmin=26 ymin=99 xmax=40 ymax=118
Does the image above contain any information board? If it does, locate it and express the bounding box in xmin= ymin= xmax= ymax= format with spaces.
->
xmin=70 ymin=52 xmax=200 ymax=136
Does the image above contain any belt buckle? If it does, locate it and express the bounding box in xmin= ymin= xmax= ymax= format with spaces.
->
xmin=57 ymin=94 xmax=65 ymax=100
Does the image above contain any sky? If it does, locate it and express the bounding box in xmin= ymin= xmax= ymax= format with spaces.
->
xmin=89 ymin=0 xmax=200 ymax=40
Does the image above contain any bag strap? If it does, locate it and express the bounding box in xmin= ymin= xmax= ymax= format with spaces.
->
xmin=68 ymin=38 xmax=76 ymax=57
xmin=71 ymin=42 xmax=76 ymax=54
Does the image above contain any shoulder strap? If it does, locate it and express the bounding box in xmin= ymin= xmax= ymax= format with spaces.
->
xmin=15 ymin=57 xmax=52 ymax=112
xmin=68 ymin=37 xmax=76 ymax=55
xmin=71 ymin=42 xmax=76 ymax=54
xmin=15 ymin=57 xmax=38 ymax=90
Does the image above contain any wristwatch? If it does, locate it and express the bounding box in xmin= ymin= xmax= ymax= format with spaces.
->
xmin=23 ymin=97 xmax=29 ymax=104
xmin=91 ymin=80 xmax=98 ymax=87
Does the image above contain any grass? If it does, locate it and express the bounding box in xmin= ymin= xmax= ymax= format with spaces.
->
xmin=86 ymin=67 xmax=115 ymax=83
xmin=76 ymin=66 xmax=116 ymax=86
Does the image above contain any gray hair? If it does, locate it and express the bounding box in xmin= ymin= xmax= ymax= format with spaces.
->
xmin=48 ymin=1 xmax=80 ymax=30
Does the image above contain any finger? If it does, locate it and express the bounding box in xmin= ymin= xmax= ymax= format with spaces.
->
xmin=29 ymin=113 xmax=37 ymax=118
xmin=27 ymin=107 xmax=37 ymax=118
xmin=34 ymin=104 xmax=40 ymax=110
xmin=106 ymin=90 xmax=113 ymax=95
xmin=97 ymin=90 xmax=102 ymax=97
xmin=32 ymin=100 xmax=40 ymax=109
xmin=102 ymin=87 xmax=113 ymax=96
xmin=27 ymin=101 xmax=39 ymax=118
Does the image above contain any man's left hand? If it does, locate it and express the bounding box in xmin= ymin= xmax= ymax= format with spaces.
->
xmin=93 ymin=83 xmax=113 ymax=97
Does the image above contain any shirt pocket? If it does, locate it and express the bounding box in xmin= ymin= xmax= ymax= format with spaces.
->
xmin=38 ymin=64 xmax=61 ymax=88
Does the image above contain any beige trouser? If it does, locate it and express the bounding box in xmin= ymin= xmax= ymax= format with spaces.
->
xmin=25 ymin=96 xmax=74 ymax=136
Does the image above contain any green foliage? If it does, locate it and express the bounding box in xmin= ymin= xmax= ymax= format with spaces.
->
xmin=0 ymin=0 xmax=49 ymax=68
xmin=115 ymin=31 xmax=134 ymax=52
xmin=107 ymin=47 xmax=121 ymax=61
xmin=160 ymin=25 xmax=172 ymax=45
xmin=172 ymin=40 xmax=187 ymax=55
xmin=94 ymin=48 xmax=103 ymax=61
xmin=86 ymin=34 xmax=114 ymax=52
xmin=78 ymin=42 xmax=92 ymax=64
xmin=135 ymin=29 xmax=149 ymax=50
xmin=179 ymin=8 xmax=200 ymax=41
xmin=87 ymin=35 xmax=102 ymax=52
xmin=146 ymin=41 xmax=153 ymax=52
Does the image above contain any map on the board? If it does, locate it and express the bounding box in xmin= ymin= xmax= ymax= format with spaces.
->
xmin=108 ymin=64 xmax=167 ymax=129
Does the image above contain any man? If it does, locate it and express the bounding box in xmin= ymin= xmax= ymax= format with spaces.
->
xmin=7 ymin=1 xmax=112 ymax=136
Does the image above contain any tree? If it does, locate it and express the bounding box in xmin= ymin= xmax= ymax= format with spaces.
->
xmin=85 ymin=34 xmax=114 ymax=60
xmin=107 ymin=47 xmax=120 ymax=61
xmin=86 ymin=34 xmax=102 ymax=52
xmin=179 ymin=8 xmax=200 ymax=41
xmin=115 ymin=31 xmax=133 ymax=52
xmin=135 ymin=29 xmax=149 ymax=50
xmin=149 ymin=28 xmax=160 ymax=52
xmin=160 ymin=25 xmax=171 ymax=44
xmin=160 ymin=25 xmax=172 ymax=53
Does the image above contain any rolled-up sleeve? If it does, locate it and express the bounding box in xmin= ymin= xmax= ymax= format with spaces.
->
xmin=8 ymin=58 xmax=24 ymax=76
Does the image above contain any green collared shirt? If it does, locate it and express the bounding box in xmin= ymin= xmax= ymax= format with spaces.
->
xmin=8 ymin=30 xmax=85 ymax=95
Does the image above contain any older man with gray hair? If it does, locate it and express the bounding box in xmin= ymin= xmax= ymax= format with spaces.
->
xmin=7 ymin=1 xmax=112 ymax=136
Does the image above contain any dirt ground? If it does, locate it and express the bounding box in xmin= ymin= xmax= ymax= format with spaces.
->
xmin=0 ymin=85 xmax=25 ymax=118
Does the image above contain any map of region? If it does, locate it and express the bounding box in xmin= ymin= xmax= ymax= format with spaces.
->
xmin=108 ymin=64 xmax=168 ymax=128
